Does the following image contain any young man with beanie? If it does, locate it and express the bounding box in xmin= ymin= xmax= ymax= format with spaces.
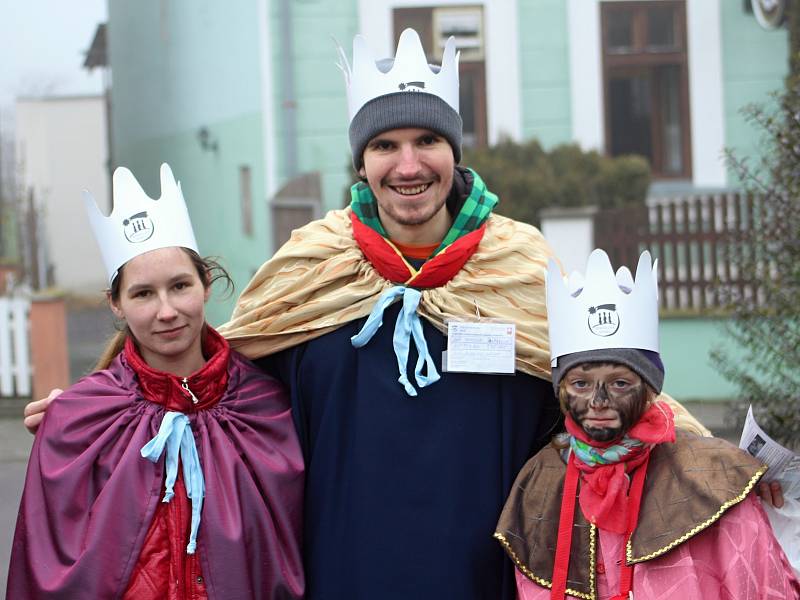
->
xmin=219 ymin=29 xmax=563 ymax=599
xmin=495 ymin=249 xmax=799 ymax=600
xmin=220 ymin=30 xmax=704 ymax=599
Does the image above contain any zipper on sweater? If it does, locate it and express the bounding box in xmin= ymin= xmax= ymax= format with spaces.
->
xmin=181 ymin=378 xmax=199 ymax=405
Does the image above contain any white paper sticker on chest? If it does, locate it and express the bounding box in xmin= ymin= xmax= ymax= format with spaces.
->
xmin=445 ymin=321 xmax=516 ymax=374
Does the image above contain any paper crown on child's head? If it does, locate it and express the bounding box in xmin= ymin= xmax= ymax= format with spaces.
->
xmin=546 ymin=249 xmax=660 ymax=367
xmin=337 ymin=28 xmax=463 ymax=168
xmin=83 ymin=163 xmax=199 ymax=285
xmin=337 ymin=27 xmax=460 ymax=122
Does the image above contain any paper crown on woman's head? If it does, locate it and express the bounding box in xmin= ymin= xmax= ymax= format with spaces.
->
xmin=546 ymin=249 xmax=660 ymax=367
xmin=83 ymin=163 xmax=199 ymax=285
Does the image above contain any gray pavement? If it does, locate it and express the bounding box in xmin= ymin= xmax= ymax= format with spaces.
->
xmin=0 ymin=419 xmax=35 ymax=597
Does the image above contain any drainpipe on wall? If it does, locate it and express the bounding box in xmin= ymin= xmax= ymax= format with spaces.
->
xmin=279 ymin=0 xmax=298 ymax=179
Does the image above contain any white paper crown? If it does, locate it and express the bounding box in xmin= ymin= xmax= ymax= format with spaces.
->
xmin=83 ymin=163 xmax=199 ymax=284
xmin=546 ymin=249 xmax=659 ymax=366
xmin=336 ymin=28 xmax=460 ymax=122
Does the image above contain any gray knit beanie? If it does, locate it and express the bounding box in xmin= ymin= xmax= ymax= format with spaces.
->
xmin=349 ymin=60 xmax=463 ymax=170
xmin=551 ymin=348 xmax=665 ymax=394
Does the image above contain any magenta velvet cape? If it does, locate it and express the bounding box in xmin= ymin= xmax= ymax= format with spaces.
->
xmin=7 ymin=351 xmax=304 ymax=599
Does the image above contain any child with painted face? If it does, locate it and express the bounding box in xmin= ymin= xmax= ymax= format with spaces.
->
xmin=556 ymin=351 xmax=661 ymax=444
xmin=495 ymin=249 xmax=799 ymax=600
xmin=7 ymin=165 xmax=304 ymax=599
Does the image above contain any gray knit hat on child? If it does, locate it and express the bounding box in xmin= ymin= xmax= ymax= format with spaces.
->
xmin=551 ymin=348 xmax=665 ymax=394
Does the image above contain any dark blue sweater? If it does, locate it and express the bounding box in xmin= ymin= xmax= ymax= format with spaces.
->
xmin=261 ymin=301 xmax=560 ymax=600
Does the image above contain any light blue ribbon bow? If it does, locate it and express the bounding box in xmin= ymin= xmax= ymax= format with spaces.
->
xmin=140 ymin=411 xmax=205 ymax=554
xmin=351 ymin=286 xmax=441 ymax=396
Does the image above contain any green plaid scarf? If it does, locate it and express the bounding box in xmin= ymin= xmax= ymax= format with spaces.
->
xmin=349 ymin=168 xmax=498 ymax=258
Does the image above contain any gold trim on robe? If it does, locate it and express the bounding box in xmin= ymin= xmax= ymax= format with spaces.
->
xmin=494 ymin=432 xmax=765 ymax=600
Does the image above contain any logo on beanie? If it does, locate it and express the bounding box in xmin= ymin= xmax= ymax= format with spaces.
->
xmin=122 ymin=211 xmax=154 ymax=243
xmin=587 ymin=304 xmax=620 ymax=337
xmin=398 ymin=81 xmax=426 ymax=91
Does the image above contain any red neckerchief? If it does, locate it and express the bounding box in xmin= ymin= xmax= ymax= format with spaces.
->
xmin=124 ymin=325 xmax=230 ymax=412
xmin=566 ymin=402 xmax=675 ymax=534
xmin=350 ymin=211 xmax=485 ymax=288
xmin=550 ymin=402 xmax=675 ymax=600
xmin=550 ymin=453 xmax=649 ymax=600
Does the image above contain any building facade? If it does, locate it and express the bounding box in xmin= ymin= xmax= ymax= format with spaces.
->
xmin=15 ymin=95 xmax=109 ymax=294
xmin=107 ymin=0 xmax=788 ymax=326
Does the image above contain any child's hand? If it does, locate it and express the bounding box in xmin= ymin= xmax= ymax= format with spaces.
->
xmin=757 ymin=480 xmax=784 ymax=508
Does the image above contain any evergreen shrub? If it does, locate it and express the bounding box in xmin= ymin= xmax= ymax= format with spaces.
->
xmin=463 ymin=137 xmax=650 ymax=226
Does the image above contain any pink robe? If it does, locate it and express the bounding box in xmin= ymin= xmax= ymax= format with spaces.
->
xmin=515 ymin=494 xmax=799 ymax=600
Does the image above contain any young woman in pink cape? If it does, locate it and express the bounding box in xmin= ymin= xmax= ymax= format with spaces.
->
xmin=7 ymin=164 xmax=304 ymax=599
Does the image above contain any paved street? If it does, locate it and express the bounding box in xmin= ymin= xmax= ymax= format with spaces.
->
xmin=0 ymin=418 xmax=35 ymax=596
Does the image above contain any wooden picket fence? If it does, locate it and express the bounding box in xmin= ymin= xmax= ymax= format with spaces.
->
xmin=0 ymin=296 xmax=32 ymax=397
xmin=594 ymin=192 xmax=762 ymax=312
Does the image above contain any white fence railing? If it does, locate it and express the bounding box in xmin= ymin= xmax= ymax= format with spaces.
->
xmin=0 ymin=296 xmax=31 ymax=397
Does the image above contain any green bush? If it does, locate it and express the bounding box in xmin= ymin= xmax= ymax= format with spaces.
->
xmin=463 ymin=138 xmax=650 ymax=227
xmin=711 ymin=88 xmax=800 ymax=449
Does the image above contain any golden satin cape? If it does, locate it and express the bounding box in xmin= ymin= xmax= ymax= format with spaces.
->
xmin=219 ymin=207 xmax=553 ymax=379
xmin=218 ymin=207 xmax=709 ymax=436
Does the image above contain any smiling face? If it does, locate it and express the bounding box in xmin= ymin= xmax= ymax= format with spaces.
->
xmin=358 ymin=127 xmax=455 ymax=245
xmin=109 ymin=246 xmax=210 ymax=376
xmin=561 ymin=363 xmax=650 ymax=442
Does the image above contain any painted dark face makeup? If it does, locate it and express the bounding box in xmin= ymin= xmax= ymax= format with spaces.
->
xmin=563 ymin=363 xmax=648 ymax=442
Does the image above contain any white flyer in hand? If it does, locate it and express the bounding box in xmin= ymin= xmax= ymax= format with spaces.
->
xmin=445 ymin=321 xmax=516 ymax=374
xmin=739 ymin=405 xmax=800 ymax=500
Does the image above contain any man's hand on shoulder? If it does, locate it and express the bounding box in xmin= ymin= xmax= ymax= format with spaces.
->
xmin=23 ymin=388 xmax=62 ymax=434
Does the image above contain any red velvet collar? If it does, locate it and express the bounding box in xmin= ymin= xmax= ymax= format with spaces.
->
xmin=124 ymin=326 xmax=230 ymax=412
xmin=350 ymin=211 xmax=485 ymax=288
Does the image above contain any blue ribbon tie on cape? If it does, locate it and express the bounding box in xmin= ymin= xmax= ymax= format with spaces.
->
xmin=351 ymin=286 xmax=441 ymax=396
xmin=140 ymin=411 xmax=206 ymax=554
